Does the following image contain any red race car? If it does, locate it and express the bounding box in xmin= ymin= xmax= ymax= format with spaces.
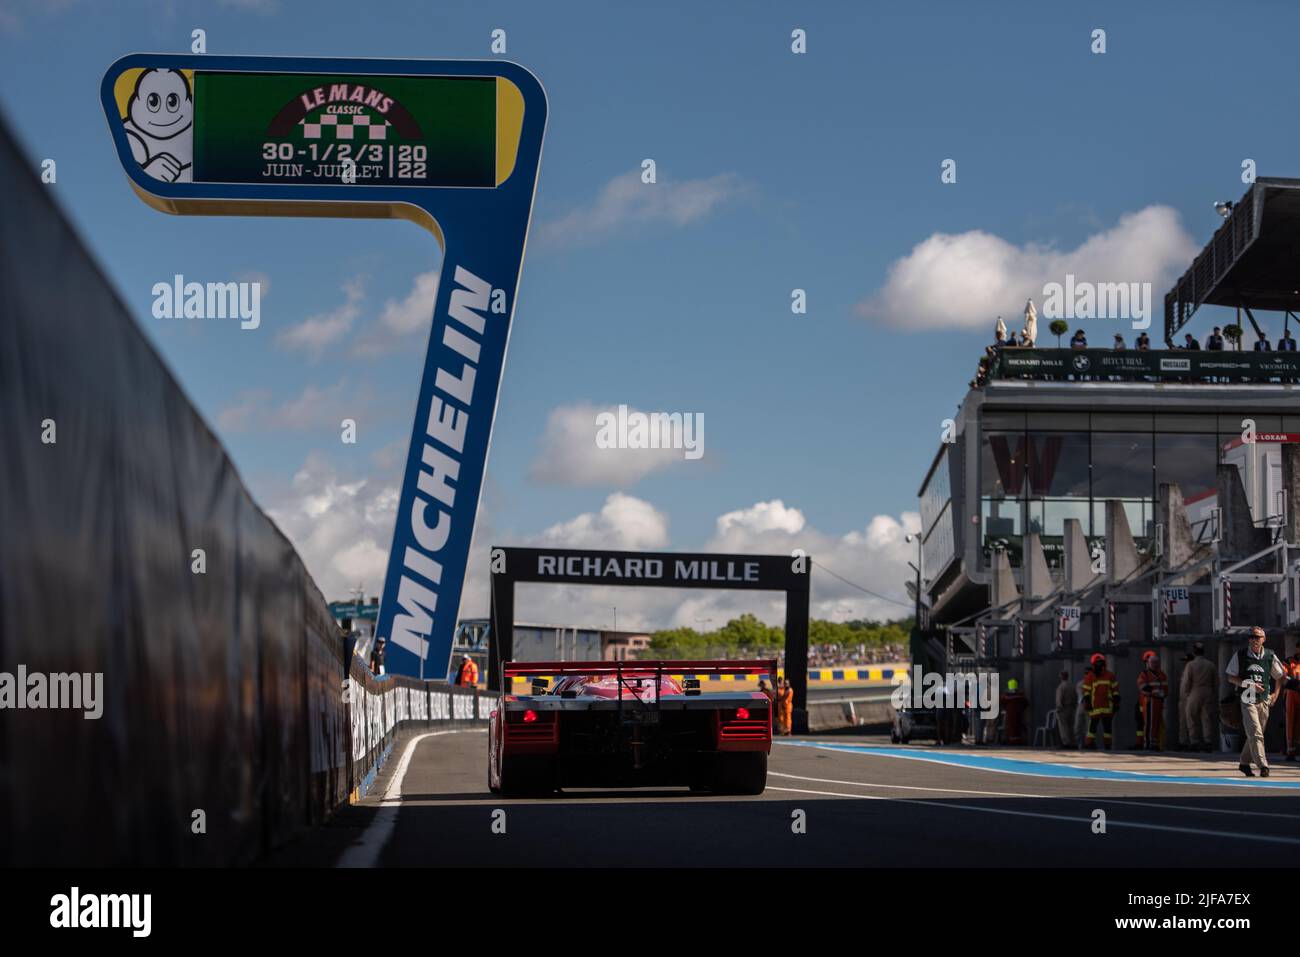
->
xmin=489 ymin=659 xmax=775 ymax=796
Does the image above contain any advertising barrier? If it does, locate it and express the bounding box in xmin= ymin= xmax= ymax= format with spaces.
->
xmin=992 ymin=347 xmax=1300 ymax=382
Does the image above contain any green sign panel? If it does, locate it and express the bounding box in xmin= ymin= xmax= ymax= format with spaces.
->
xmin=991 ymin=347 xmax=1300 ymax=383
xmin=193 ymin=72 xmax=496 ymax=188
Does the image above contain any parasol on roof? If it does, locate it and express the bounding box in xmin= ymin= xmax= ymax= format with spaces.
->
xmin=1021 ymin=299 xmax=1038 ymax=346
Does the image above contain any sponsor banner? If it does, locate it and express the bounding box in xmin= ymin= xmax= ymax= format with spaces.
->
xmin=102 ymin=54 xmax=548 ymax=681
xmin=500 ymin=547 xmax=810 ymax=591
xmin=993 ymin=348 xmax=1300 ymax=382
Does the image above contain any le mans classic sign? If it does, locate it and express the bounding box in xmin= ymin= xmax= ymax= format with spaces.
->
xmin=102 ymin=54 xmax=547 ymax=679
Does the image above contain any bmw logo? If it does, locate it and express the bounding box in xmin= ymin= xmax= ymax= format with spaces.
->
xmin=1072 ymin=354 xmax=1091 ymax=372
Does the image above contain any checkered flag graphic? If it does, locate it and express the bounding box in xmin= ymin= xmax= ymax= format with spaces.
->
xmin=300 ymin=113 xmax=390 ymax=141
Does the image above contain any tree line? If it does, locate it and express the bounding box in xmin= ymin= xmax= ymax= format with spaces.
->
xmin=647 ymin=613 xmax=913 ymax=657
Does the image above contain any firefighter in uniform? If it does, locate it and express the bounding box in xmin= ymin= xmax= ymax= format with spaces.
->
xmin=1000 ymin=678 xmax=1029 ymax=745
xmin=774 ymin=677 xmax=794 ymax=736
xmin=1083 ymin=653 xmax=1119 ymax=750
xmin=1284 ymin=653 xmax=1300 ymax=762
xmin=1134 ymin=650 xmax=1169 ymax=751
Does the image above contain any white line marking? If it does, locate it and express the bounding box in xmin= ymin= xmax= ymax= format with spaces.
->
xmin=769 ymin=770 xmax=1041 ymax=798
xmin=764 ymin=784 xmax=1300 ymax=846
xmin=1061 ymin=797 xmax=1300 ymax=821
xmin=768 ymin=785 xmax=885 ymax=800
xmin=336 ymin=730 xmax=477 ymax=868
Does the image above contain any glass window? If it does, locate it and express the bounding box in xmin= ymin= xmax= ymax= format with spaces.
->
xmin=982 ymin=411 xmax=1026 ymax=431
xmin=1093 ymin=413 xmax=1153 ymax=431
xmin=1220 ymin=414 xmax=1282 ymax=434
xmin=981 ymin=431 xmax=1026 ymax=499
xmin=1155 ymin=414 xmax=1218 ymax=433
xmin=920 ymin=448 xmax=952 ymax=538
xmin=1026 ymin=431 xmax=1090 ymax=497
xmin=1028 ymin=412 xmax=1089 ymax=430
xmin=923 ymin=509 xmax=956 ymax=578
xmin=1155 ymin=433 xmax=1218 ymax=502
xmin=1027 ymin=498 xmax=1092 ymax=538
xmin=1091 ymin=499 xmax=1155 ymax=542
xmin=1092 ymin=432 xmax=1153 ymax=499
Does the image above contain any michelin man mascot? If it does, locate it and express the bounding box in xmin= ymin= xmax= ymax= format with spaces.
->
xmin=122 ymin=68 xmax=193 ymax=183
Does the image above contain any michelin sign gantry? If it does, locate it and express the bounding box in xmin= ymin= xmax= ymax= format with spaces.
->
xmin=102 ymin=53 xmax=547 ymax=679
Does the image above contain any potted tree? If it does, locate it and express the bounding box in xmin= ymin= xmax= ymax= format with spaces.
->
xmin=1224 ymin=324 xmax=1244 ymax=350
xmin=1049 ymin=319 xmax=1069 ymax=348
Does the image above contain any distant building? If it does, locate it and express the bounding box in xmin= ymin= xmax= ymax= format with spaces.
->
xmin=913 ymin=177 xmax=1300 ymax=750
xmin=602 ymin=630 xmax=653 ymax=659
xmin=455 ymin=618 xmax=649 ymax=662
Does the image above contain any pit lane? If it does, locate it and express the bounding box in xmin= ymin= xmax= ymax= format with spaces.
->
xmin=262 ymin=729 xmax=1300 ymax=867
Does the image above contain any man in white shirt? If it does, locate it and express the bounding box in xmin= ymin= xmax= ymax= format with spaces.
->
xmin=1226 ymin=627 xmax=1285 ymax=776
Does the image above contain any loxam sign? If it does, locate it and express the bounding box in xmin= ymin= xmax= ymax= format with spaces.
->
xmin=102 ymin=54 xmax=547 ymax=681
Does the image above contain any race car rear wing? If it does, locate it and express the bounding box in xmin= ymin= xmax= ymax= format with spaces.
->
xmin=502 ymin=659 xmax=777 ymax=699
xmin=502 ymin=659 xmax=777 ymax=678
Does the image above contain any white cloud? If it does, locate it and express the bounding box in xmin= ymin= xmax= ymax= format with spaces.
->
xmin=857 ymin=205 xmax=1198 ymax=330
xmin=529 ymin=402 xmax=694 ymax=487
xmin=262 ymin=454 xmax=915 ymax=632
xmin=277 ymin=277 xmax=364 ymax=359
xmin=534 ymin=493 xmax=670 ymax=551
xmin=714 ymin=500 xmax=806 ymax=539
xmin=537 ymin=168 xmax=745 ymax=248
xmin=216 ymin=377 xmax=370 ymax=433
xmin=265 ymin=453 xmax=398 ymax=601
xmin=0 ymin=0 xmax=81 ymax=35
xmin=352 ymin=270 xmax=439 ymax=356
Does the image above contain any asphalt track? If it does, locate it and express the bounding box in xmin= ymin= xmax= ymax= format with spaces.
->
xmin=264 ymin=730 xmax=1300 ymax=867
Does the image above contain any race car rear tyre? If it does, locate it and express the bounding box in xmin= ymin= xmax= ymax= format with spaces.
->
xmin=711 ymin=752 xmax=767 ymax=795
xmin=499 ymin=756 xmax=556 ymax=797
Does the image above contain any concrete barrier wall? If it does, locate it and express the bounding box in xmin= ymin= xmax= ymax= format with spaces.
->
xmin=0 ymin=115 xmax=490 ymax=866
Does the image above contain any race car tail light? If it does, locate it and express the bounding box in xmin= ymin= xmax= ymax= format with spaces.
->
xmin=718 ymin=708 xmax=770 ymax=742
xmin=504 ymin=707 xmax=558 ymax=746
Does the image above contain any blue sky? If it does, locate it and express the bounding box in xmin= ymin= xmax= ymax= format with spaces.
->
xmin=3 ymin=0 xmax=1295 ymax=629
